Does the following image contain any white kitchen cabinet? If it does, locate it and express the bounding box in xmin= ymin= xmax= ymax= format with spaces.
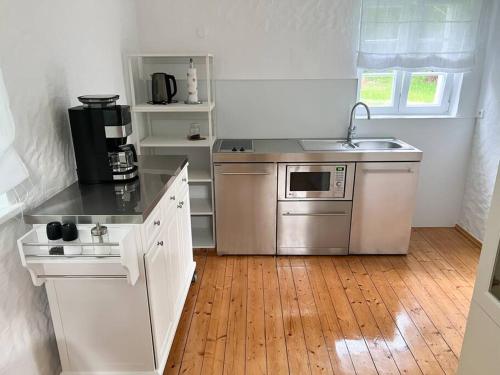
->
xmin=18 ymin=164 xmax=196 ymax=375
xmin=350 ymin=162 xmax=420 ymax=254
xmin=144 ymin=165 xmax=195 ymax=372
xmin=145 ymin=238 xmax=174 ymax=367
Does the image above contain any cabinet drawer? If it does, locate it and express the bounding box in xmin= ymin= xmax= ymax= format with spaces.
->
xmin=142 ymin=204 xmax=163 ymax=250
xmin=28 ymin=262 xmax=128 ymax=279
xmin=277 ymin=201 xmax=352 ymax=255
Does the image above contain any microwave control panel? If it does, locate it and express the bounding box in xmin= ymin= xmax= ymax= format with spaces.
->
xmin=332 ymin=166 xmax=346 ymax=197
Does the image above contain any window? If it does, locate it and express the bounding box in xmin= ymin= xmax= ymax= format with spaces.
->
xmin=358 ymin=69 xmax=462 ymax=116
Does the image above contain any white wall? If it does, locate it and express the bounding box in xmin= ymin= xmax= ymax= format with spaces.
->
xmin=135 ymin=0 xmax=481 ymax=227
xmin=136 ymin=0 xmax=359 ymax=79
xmin=0 ymin=1 xmax=138 ymax=374
xmin=459 ymin=2 xmax=500 ymax=241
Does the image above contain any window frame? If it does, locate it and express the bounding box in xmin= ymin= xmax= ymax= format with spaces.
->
xmin=357 ymin=69 xmax=462 ymax=117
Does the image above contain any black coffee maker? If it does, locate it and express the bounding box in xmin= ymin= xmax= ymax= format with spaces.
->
xmin=68 ymin=95 xmax=138 ymax=184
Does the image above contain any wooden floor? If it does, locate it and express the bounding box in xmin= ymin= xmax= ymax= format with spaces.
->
xmin=165 ymin=228 xmax=481 ymax=375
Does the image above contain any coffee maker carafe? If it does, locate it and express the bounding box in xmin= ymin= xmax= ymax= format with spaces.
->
xmin=68 ymin=95 xmax=138 ymax=184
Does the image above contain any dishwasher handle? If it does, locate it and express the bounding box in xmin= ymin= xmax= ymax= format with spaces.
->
xmin=362 ymin=168 xmax=414 ymax=174
xmin=282 ymin=212 xmax=348 ymax=217
xmin=219 ymin=172 xmax=271 ymax=176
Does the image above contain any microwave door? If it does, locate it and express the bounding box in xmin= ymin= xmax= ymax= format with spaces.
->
xmin=286 ymin=166 xmax=335 ymax=199
xmin=288 ymin=171 xmax=332 ymax=196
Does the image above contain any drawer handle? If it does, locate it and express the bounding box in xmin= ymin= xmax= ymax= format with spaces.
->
xmin=153 ymin=220 xmax=161 ymax=226
xmin=170 ymin=195 xmax=176 ymax=200
xmin=220 ymin=172 xmax=270 ymax=176
xmin=36 ymin=275 xmax=127 ymax=280
xmin=182 ymin=178 xmax=187 ymax=182
xmin=363 ymin=168 xmax=414 ymax=173
xmin=157 ymin=241 xmax=164 ymax=246
xmin=177 ymin=201 xmax=184 ymax=208
xmin=282 ymin=212 xmax=348 ymax=217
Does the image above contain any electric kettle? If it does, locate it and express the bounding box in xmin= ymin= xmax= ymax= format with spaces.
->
xmin=151 ymin=73 xmax=177 ymax=104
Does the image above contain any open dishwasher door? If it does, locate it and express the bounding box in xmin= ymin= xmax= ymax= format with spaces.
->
xmin=214 ymin=163 xmax=277 ymax=255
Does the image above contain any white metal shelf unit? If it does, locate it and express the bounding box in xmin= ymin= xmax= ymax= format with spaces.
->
xmin=127 ymin=54 xmax=216 ymax=249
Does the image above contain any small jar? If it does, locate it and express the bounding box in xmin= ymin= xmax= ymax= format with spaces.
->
xmin=46 ymin=221 xmax=64 ymax=255
xmin=188 ymin=123 xmax=201 ymax=140
xmin=62 ymin=223 xmax=81 ymax=255
xmin=91 ymin=223 xmax=111 ymax=255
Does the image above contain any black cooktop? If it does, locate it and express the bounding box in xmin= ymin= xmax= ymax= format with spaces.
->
xmin=219 ymin=139 xmax=254 ymax=153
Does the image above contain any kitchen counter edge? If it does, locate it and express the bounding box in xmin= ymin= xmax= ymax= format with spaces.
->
xmin=23 ymin=156 xmax=188 ymax=225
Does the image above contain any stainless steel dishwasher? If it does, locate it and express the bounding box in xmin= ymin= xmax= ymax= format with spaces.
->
xmin=349 ymin=162 xmax=420 ymax=254
xmin=214 ymin=163 xmax=277 ymax=255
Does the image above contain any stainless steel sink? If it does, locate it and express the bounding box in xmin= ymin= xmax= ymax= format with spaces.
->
xmin=352 ymin=140 xmax=403 ymax=149
xmin=299 ymin=139 xmax=354 ymax=151
xmin=300 ymin=138 xmax=409 ymax=151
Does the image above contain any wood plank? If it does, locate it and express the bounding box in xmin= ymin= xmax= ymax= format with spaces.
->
xmin=276 ymin=256 xmax=291 ymax=268
xmin=455 ymin=224 xmax=482 ymax=249
xmin=409 ymin=233 xmax=471 ymax=315
xmin=289 ymin=256 xmax=306 ymax=267
xmin=431 ymin=258 xmax=474 ymax=301
xmin=317 ymin=257 xmax=379 ymax=375
xmin=278 ymin=265 xmax=312 ymax=375
xmin=165 ymin=253 xmax=208 ymax=375
xmin=334 ymin=257 xmax=403 ymax=374
xmin=380 ymin=257 xmax=464 ymax=357
xmin=410 ymin=231 xmax=476 ymax=294
xmin=303 ymin=258 xmax=356 ymax=375
xmin=167 ymin=229 xmax=478 ymax=375
xmin=262 ymin=257 xmax=289 ymax=375
xmin=392 ymin=256 xmax=468 ymax=335
xmin=223 ymin=257 xmax=248 ymax=375
xmin=246 ymin=257 xmax=267 ymax=375
xmin=178 ymin=253 xmax=219 ymax=374
xmin=350 ymin=257 xmax=443 ymax=375
xmin=408 ymin=253 xmax=471 ymax=316
xmin=372 ymin=257 xmax=459 ymax=373
xmin=201 ymin=257 xmax=233 ymax=375
xmin=292 ymin=266 xmax=335 ymax=375
xmin=418 ymin=228 xmax=478 ymax=278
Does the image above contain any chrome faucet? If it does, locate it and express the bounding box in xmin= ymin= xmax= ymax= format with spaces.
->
xmin=347 ymin=102 xmax=371 ymax=143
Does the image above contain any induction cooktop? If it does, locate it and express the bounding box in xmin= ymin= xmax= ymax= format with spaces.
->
xmin=218 ymin=139 xmax=254 ymax=153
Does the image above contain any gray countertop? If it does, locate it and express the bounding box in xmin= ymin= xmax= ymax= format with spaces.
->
xmin=24 ymin=155 xmax=188 ymax=224
xmin=213 ymin=138 xmax=423 ymax=163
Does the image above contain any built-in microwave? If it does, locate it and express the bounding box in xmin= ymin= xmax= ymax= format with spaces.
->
xmin=277 ymin=163 xmax=355 ymax=200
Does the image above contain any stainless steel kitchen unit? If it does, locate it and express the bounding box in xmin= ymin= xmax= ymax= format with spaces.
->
xmin=214 ymin=163 xmax=277 ymax=255
xmin=213 ymin=139 xmax=423 ymax=256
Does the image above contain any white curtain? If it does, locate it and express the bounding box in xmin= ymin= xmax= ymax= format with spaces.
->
xmin=0 ymin=67 xmax=28 ymax=194
xmin=357 ymin=0 xmax=485 ymax=71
